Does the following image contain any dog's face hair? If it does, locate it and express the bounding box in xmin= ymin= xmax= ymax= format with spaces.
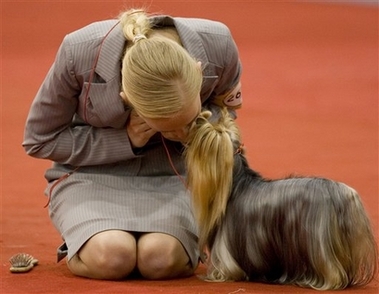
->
xmin=184 ymin=107 xmax=378 ymax=290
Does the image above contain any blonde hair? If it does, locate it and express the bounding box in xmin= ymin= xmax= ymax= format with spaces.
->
xmin=119 ymin=8 xmax=203 ymax=118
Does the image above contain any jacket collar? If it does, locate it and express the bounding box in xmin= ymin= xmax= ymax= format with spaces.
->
xmin=95 ymin=20 xmax=125 ymax=82
xmin=151 ymin=16 xmax=210 ymax=72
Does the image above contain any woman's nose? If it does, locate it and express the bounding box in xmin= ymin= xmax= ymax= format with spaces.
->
xmin=162 ymin=127 xmax=189 ymax=142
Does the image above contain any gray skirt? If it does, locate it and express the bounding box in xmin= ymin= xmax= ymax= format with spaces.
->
xmin=44 ymin=139 xmax=199 ymax=268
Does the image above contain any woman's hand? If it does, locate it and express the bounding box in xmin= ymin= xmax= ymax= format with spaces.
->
xmin=126 ymin=109 xmax=156 ymax=148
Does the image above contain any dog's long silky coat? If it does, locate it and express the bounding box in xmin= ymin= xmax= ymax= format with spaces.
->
xmin=184 ymin=109 xmax=377 ymax=290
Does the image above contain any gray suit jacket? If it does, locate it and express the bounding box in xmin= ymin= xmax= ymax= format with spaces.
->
xmin=23 ymin=15 xmax=242 ymax=167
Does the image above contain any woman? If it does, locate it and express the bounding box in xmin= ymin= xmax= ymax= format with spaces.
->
xmin=23 ymin=8 xmax=242 ymax=280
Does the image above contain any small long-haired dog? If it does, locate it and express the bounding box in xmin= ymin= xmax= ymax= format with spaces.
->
xmin=184 ymin=108 xmax=378 ymax=290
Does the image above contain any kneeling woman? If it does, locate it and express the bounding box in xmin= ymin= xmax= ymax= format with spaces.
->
xmin=23 ymin=9 xmax=243 ymax=279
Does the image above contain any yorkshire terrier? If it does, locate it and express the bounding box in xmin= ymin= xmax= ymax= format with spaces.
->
xmin=184 ymin=108 xmax=377 ymax=290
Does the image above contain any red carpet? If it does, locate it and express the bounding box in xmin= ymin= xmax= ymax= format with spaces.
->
xmin=1 ymin=1 xmax=378 ymax=293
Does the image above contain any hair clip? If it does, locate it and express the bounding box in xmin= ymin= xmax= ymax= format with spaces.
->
xmin=133 ymin=34 xmax=147 ymax=43
xmin=234 ymin=143 xmax=244 ymax=154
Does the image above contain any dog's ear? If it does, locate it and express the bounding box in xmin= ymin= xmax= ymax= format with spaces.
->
xmin=200 ymin=105 xmax=230 ymax=124
xmin=197 ymin=110 xmax=212 ymax=123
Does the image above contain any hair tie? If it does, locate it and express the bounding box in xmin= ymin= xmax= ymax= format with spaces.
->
xmin=234 ymin=143 xmax=244 ymax=155
xmin=133 ymin=34 xmax=147 ymax=43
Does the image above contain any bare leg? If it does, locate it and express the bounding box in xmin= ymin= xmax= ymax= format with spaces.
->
xmin=137 ymin=233 xmax=194 ymax=279
xmin=67 ymin=230 xmax=137 ymax=280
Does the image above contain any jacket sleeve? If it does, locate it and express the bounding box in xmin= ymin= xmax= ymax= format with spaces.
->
xmin=213 ymin=34 xmax=242 ymax=98
xmin=203 ymin=25 xmax=242 ymax=118
xmin=22 ymin=36 xmax=136 ymax=166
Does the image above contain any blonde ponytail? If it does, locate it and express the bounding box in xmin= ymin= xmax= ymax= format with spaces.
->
xmin=185 ymin=109 xmax=238 ymax=249
xmin=119 ymin=8 xmax=151 ymax=42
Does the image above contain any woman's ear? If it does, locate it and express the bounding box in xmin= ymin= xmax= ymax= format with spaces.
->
xmin=120 ymin=92 xmax=128 ymax=102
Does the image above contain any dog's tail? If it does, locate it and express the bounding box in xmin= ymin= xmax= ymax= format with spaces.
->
xmin=185 ymin=108 xmax=240 ymax=250
xmin=324 ymin=183 xmax=378 ymax=289
xmin=282 ymin=180 xmax=378 ymax=290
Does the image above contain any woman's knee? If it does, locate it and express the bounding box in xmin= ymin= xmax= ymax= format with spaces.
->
xmin=137 ymin=233 xmax=193 ymax=279
xmin=69 ymin=230 xmax=137 ymax=280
